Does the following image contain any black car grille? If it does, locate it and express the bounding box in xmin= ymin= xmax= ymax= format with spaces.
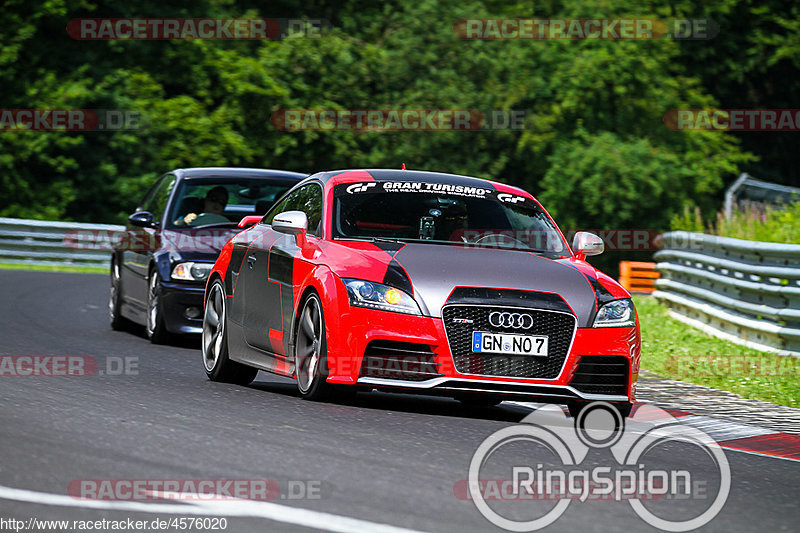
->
xmin=442 ymin=305 xmax=576 ymax=379
xmin=359 ymin=340 xmax=442 ymax=381
xmin=569 ymin=355 xmax=629 ymax=396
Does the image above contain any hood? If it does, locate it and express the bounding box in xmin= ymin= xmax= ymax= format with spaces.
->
xmin=391 ymin=243 xmax=600 ymax=326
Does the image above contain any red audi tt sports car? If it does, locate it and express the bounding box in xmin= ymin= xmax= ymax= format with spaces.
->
xmin=202 ymin=169 xmax=640 ymax=416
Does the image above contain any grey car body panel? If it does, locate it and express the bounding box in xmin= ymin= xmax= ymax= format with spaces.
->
xmin=391 ymin=243 xmax=598 ymax=326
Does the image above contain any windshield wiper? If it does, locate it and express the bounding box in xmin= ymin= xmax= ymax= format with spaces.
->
xmin=336 ymin=236 xmax=406 ymax=245
xmin=367 ymin=237 xmax=406 ymax=244
xmin=188 ymin=222 xmax=240 ymax=229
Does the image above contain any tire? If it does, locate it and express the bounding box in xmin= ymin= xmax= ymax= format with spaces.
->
xmin=146 ymin=269 xmax=171 ymax=344
xmin=294 ymin=293 xmax=335 ymax=401
xmin=457 ymin=394 xmax=503 ymax=407
xmin=109 ymin=256 xmax=131 ymax=331
xmin=567 ymin=401 xmax=587 ymax=419
xmin=613 ymin=402 xmax=633 ymax=418
xmin=202 ymin=279 xmax=258 ymax=385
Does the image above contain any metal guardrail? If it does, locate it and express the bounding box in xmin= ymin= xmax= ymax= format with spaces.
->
xmin=724 ymin=173 xmax=800 ymax=218
xmin=653 ymin=231 xmax=800 ymax=355
xmin=0 ymin=217 xmax=123 ymax=269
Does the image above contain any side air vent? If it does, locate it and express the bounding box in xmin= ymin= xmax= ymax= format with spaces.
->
xmin=360 ymin=340 xmax=441 ymax=381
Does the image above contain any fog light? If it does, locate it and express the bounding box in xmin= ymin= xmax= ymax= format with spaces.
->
xmin=185 ymin=306 xmax=202 ymax=319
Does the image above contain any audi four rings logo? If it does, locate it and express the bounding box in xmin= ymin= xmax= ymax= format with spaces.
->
xmin=488 ymin=311 xmax=533 ymax=329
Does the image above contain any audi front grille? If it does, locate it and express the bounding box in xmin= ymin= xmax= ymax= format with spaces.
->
xmin=441 ymin=305 xmax=576 ymax=379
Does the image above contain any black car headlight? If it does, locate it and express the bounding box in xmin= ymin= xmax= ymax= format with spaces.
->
xmin=171 ymin=262 xmax=212 ymax=281
xmin=593 ymin=298 xmax=636 ymax=328
xmin=343 ymin=279 xmax=421 ymax=315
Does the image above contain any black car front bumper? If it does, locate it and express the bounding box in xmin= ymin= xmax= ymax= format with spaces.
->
xmin=159 ymin=281 xmax=206 ymax=334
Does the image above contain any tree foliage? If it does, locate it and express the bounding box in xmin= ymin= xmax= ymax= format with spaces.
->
xmin=0 ymin=0 xmax=796 ymax=231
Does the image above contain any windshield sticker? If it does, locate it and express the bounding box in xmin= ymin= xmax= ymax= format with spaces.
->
xmin=338 ymin=182 xmax=533 ymax=204
xmin=497 ymin=193 xmax=527 ymax=203
xmin=345 ymin=182 xmax=377 ymax=194
xmin=379 ymin=181 xmax=493 ymax=197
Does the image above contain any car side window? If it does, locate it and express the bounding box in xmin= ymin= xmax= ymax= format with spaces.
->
xmin=150 ymin=175 xmax=176 ymax=223
xmin=138 ymin=175 xmax=164 ymax=212
xmin=263 ymin=183 xmax=323 ymax=237
xmin=263 ymin=191 xmax=296 ymax=226
xmin=140 ymin=174 xmax=176 ymax=223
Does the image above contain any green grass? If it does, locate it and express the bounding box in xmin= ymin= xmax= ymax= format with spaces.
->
xmin=0 ymin=262 xmax=107 ymax=274
xmin=670 ymin=201 xmax=800 ymax=244
xmin=634 ymin=295 xmax=800 ymax=408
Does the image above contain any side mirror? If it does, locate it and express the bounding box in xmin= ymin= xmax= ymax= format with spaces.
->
xmin=272 ymin=210 xmax=308 ymax=247
xmin=129 ymin=211 xmax=156 ymax=229
xmin=238 ymin=215 xmax=262 ymax=228
xmin=572 ymin=231 xmax=604 ymax=260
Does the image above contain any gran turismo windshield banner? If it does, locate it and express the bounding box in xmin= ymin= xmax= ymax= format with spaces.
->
xmin=335 ymin=181 xmax=530 ymax=202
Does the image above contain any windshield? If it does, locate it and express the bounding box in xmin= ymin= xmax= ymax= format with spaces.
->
xmin=166 ymin=177 xmax=298 ymax=229
xmin=332 ymin=181 xmax=568 ymax=254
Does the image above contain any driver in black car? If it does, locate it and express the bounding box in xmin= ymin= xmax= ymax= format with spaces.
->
xmin=177 ymin=186 xmax=229 ymax=226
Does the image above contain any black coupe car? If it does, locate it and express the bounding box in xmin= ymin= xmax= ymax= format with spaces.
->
xmin=110 ymin=167 xmax=305 ymax=342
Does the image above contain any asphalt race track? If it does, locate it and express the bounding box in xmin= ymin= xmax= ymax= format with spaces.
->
xmin=1 ymin=270 xmax=799 ymax=532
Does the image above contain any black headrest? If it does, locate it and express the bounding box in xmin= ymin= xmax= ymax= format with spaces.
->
xmin=179 ymin=196 xmax=204 ymax=214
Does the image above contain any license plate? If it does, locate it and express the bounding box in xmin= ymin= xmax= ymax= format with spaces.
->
xmin=472 ymin=332 xmax=548 ymax=356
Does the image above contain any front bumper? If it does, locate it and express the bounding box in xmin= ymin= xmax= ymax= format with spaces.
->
xmin=159 ymin=281 xmax=206 ymax=334
xmin=356 ymin=376 xmax=630 ymax=403
xmin=324 ymin=304 xmax=640 ymax=404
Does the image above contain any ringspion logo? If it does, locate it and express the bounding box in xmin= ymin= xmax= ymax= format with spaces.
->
xmin=465 ymin=403 xmax=730 ymax=531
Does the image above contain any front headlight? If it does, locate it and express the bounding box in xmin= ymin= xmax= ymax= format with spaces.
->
xmin=593 ymin=298 xmax=636 ymax=328
xmin=343 ymin=279 xmax=421 ymax=315
xmin=171 ymin=262 xmax=212 ymax=281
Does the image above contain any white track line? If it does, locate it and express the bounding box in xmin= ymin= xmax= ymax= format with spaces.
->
xmin=0 ymin=485 xmax=427 ymax=533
